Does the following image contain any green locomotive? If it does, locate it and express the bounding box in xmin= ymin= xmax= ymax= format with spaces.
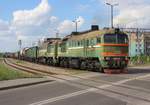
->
xmin=23 ymin=26 xmax=129 ymax=72
xmin=24 ymin=47 xmax=38 ymax=62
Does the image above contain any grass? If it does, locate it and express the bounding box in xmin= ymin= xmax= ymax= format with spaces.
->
xmin=129 ymin=55 xmax=150 ymax=67
xmin=0 ymin=58 xmax=40 ymax=81
xmin=16 ymin=60 xmax=25 ymax=64
xmin=129 ymin=62 xmax=150 ymax=67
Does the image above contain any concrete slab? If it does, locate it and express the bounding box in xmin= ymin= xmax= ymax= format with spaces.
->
xmin=0 ymin=82 xmax=83 ymax=105
xmin=76 ymin=72 xmax=105 ymax=78
xmin=139 ymin=76 xmax=150 ymax=81
xmin=124 ymin=80 xmax=150 ymax=90
xmin=45 ymin=92 xmax=126 ymax=105
xmin=90 ymin=75 xmax=127 ymax=82
xmin=76 ymin=79 xmax=106 ymax=87
xmin=0 ymin=78 xmax=52 ymax=91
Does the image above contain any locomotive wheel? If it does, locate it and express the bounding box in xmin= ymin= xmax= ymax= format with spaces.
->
xmin=63 ymin=60 xmax=69 ymax=68
xmin=60 ymin=60 xmax=64 ymax=67
xmin=94 ymin=61 xmax=104 ymax=73
xmin=80 ymin=61 xmax=87 ymax=70
xmin=94 ymin=66 xmax=104 ymax=73
xmin=99 ymin=67 xmax=104 ymax=73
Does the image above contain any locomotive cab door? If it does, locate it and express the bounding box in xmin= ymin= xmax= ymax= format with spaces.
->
xmin=83 ymin=39 xmax=89 ymax=57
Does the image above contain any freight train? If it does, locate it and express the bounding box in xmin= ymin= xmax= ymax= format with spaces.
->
xmin=11 ymin=26 xmax=129 ymax=72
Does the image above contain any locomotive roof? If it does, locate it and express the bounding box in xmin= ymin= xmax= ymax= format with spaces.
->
xmin=68 ymin=28 xmax=121 ymax=41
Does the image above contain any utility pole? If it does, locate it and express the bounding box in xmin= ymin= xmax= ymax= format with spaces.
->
xmin=38 ymin=39 xmax=41 ymax=46
xmin=106 ymin=3 xmax=118 ymax=28
xmin=136 ymin=28 xmax=142 ymax=55
xmin=18 ymin=40 xmax=22 ymax=51
xmin=56 ymin=30 xmax=59 ymax=38
xmin=72 ymin=19 xmax=80 ymax=32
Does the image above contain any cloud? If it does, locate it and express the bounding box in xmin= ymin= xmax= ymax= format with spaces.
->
xmin=0 ymin=20 xmax=9 ymax=31
xmin=11 ymin=0 xmax=57 ymax=40
xmin=0 ymin=0 xmax=58 ymax=52
xmin=0 ymin=20 xmax=13 ymax=36
xmin=95 ymin=0 xmax=150 ymax=28
xmin=111 ymin=0 xmax=150 ymax=28
xmin=57 ymin=16 xmax=85 ymax=34
xmin=50 ymin=16 xmax=58 ymax=23
xmin=0 ymin=0 xmax=85 ymax=52
xmin=12 ymin=0 xmax=51 ymax=26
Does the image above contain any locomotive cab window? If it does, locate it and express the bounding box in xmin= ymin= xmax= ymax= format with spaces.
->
xmin=104 ymin=34 xmax=128 ymax=44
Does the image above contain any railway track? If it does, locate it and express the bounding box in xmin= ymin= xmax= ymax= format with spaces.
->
xmin=4 ymin=58 xmax=150 ymax=103
xmin=5 ymin=58 xmax=150 ymax=93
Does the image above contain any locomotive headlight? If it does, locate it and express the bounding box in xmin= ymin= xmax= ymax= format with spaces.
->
xmin=125 ymin=57 xmax=129 ymax=61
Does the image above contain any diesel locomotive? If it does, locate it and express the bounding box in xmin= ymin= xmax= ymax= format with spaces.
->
xmin=16 ymin=26 xmax=129 ymax=72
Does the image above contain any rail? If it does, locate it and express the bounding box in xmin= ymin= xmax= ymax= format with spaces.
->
xmin=4 ymin=58 xmax=150 ymax=103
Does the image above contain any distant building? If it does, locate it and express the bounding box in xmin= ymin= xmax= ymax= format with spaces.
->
xmin=144 ymin=32 xmax=150 ymax=55
xmin=121 ymin=28 xmax=150 ymax=57
xmin=128 ymin=32 xmax=144 ymax=57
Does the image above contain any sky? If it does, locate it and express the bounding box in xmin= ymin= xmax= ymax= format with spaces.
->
xmin=0 ymin=0 xmax=150 ymax=52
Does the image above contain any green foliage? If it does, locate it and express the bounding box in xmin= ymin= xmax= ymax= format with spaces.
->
xmin=0 ymin=53 xmax=4 ymax=58
xmin=130 ymin=55 xmax=150 ymax=65
xmin=16 ymin=60 xmax=24 ymax=64
xmin=0 ymin=59 xmax=33 ymax=81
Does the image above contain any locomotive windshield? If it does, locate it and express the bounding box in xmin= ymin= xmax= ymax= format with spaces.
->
xmin=104 ymin=34 xmax=128 ymax=44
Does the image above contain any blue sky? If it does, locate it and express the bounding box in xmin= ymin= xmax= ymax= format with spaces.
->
xmin=0 ymin=0 xmax=40 ymax=20
xmin=0 ymin=0 xmax=150 ymax=52
xmin=0 ymin=0 xmax=109 ymax=26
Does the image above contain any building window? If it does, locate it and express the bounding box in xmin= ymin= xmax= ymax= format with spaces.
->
xmin=136 ymin=49 xmax=138 ymax=52
xmin=136 ymin=44 xmax=138 ymax=47
xmin=139 ymin=49 xmax=142 ymax=53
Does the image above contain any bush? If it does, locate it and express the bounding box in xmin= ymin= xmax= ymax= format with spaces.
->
xmin=0 ymin=53 xmax=4 ymax=58
xmin=130 ymin=55 xmax=150 ymax=65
